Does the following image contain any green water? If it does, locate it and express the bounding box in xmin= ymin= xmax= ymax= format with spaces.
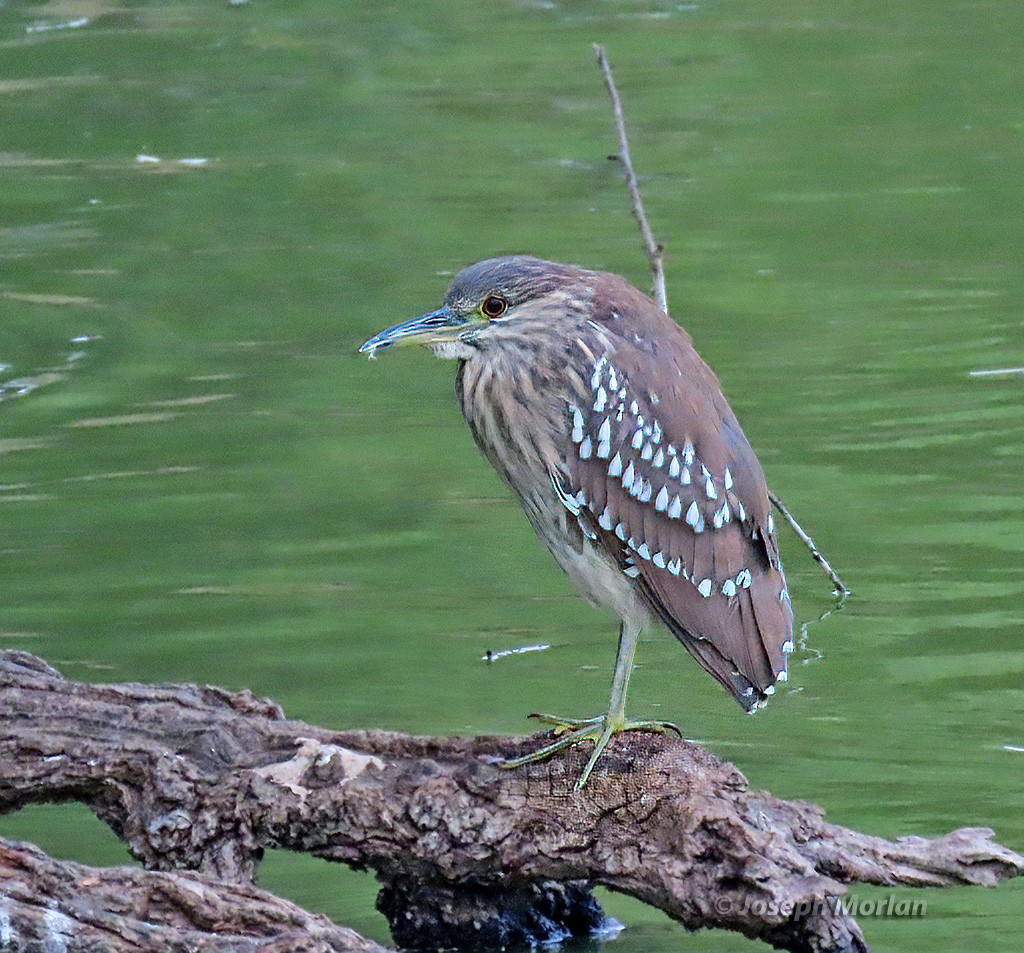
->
xmin=1 ymin=1 xmax=1022 ymax=949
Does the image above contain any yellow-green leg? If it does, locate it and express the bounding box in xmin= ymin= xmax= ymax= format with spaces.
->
xmin=502 ymin=621 xmax=680 ymax=790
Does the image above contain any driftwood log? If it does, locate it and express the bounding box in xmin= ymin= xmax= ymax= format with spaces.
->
xmin=1 ymin=651 xmax=1020 ymax=953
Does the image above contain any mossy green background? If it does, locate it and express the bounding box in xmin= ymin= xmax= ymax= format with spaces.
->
xmin=1 ymin=1 xmax=1022 ymax=949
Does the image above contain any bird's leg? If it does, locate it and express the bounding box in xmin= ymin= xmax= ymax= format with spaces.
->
xmin=574 ymin=620 xmax=681 ymax=787
xmin=502 ymin=621 xmax=680 ymax=789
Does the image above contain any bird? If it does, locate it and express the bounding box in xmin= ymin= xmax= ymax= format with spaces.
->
xmin=360 ymin=256 xmax=794 ymax=788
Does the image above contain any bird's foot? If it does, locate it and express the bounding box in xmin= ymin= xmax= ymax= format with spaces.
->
xmin=526 ymin=711 xmax=604 ymax=735
xmin=501 ymin=712 xmax=681 ymax=790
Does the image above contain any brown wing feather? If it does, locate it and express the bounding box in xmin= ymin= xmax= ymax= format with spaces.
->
xmin=562 ymin=276 xmax=793 ymax=710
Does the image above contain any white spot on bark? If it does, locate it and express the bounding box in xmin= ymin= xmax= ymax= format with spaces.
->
xmin=0 ymin=901 xmax=15 ymax=948
xmin=697 ymin=578 xmax=713 ymax=598
xmin=608 ymin=451 xmax=622 ymax=477
xmin=655 ymin=486 xmax=669 ymax=511
xmin=668 ymin=495 xmax=682 ymax=519
xmin=43 ymin=908 xmax=73 ymax=953
xmin=579 ymin=436 xmax=592 ymax=459
xmin=652 ymin=447 xmax=665 ymax=468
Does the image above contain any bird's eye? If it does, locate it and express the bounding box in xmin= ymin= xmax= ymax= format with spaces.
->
xmin=481 ymin=295 xmax=508 ymax=319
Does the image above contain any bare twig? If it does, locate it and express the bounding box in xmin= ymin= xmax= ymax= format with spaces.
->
xmin=593 ymin=44 xmax=668 ymax=314
xmin=769 ymin=490 xmax=850 ymax=598
xmin=592 ymin=44 xmax=849 ymax=599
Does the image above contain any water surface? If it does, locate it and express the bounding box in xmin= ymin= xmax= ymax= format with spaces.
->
xmin=1 ymin=2 xmax=1021 ymax=950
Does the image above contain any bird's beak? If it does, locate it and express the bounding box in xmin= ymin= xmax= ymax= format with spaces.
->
xmin=359 ymin=305 xmax=464 ymax=358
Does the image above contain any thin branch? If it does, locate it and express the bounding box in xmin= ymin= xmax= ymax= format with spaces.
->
xmin=592 ymin=43 xmax=849 ymax=599
xmin=769 ymin=490 xmax=850 ymax=597
xmin=593 ymin=44 xmax=668 ymax=314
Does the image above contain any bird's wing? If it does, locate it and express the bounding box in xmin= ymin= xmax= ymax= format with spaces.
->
xmin=561 ymin=330 xmax=792 ymax=711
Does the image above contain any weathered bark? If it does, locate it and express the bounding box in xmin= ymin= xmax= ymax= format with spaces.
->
xmin=1 ymin=650 xmax=1021 ymax=953
xmin=0 ymin=837 xmax=388 ymax=953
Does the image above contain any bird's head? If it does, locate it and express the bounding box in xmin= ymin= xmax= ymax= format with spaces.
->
xmin=359 ymin=256 xmax=588 ymax=361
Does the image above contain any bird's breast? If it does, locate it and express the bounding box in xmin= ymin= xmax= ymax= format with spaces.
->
xmin=456 ymin=352 xmax=567 ymax=518
xmin=455 ymin=352 xmax=643 ymax=622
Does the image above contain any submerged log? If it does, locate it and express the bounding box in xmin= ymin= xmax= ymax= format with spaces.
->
xmin=0 ymin=650 xmax=1021 ymax=953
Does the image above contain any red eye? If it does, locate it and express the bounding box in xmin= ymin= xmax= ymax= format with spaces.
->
xmin=482 ymin=295 xmax=508 ymax=318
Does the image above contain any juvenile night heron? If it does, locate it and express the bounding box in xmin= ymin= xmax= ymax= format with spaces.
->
xmin=360 ymin=257 xmax=793 ymax=787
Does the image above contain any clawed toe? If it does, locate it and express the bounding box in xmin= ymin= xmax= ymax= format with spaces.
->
xmin=527 ymin=712 xmax=604 ymax=735
xmin=501 ymin=724 xmax=598 ymax=769
xmin=501 ymin=711 xmax=684 ymax=784
xmin=632 ymin=719 xmax=682 ymax=737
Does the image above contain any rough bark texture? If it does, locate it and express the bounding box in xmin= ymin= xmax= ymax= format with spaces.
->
xmin=1 ymin=650 xmax=1021 ymax=953
xmin=0 ymin=837 xmax=388 ymax=953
